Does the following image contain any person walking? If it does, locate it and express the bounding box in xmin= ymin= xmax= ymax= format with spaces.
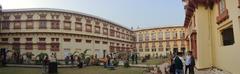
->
xmin=174 ymin=52 xmax=184 ymax=74
xmin=42 ymin=56 xmax=49 ymax=74
xmin=185 ymin=51 xmax=195 ymax=74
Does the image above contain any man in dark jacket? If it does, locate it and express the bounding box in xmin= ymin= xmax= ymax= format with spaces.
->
xmin=174 ymin=52 xmax=184 ymax=74
xmin=189 ymin=51 xmax=195 ymax=74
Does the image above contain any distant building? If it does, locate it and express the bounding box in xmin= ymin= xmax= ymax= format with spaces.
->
xmin=183 ymin=0 xmax=240 ymax=73
xmin=0 ymin=8 xmax=135 ymax=59
xmin=134 ymin=26 xmax=187 ymax=57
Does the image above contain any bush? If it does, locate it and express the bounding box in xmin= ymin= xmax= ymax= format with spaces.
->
xmin=124 ymin=61 xmax=130 ymax=68
xmin=112 ymin=60 xmax=119 ymax=67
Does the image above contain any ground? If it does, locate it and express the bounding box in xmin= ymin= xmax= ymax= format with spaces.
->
xmin=139 ymin=58 xmax=168 ymax=65
xmin=0 ymin=66 xmax=145 ymax=74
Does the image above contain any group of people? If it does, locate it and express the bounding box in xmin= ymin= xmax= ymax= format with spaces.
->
xmin=168 ymin=51 xmax=195 ymax=74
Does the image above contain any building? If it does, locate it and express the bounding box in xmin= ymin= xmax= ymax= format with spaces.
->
xmin=0 ymin=8 xmax=135 ymax=60
xmin=183 ymin=0 xmax=240 ymax=73
xmin=134 ymin=26 xmax=187 ymax=57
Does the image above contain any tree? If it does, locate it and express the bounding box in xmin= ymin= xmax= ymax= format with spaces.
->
xmin=36 ymin=53 xmax=48 ymax=65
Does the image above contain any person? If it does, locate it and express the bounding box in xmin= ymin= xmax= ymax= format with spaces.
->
xmin=185 ymin=51 xmax=195 ymax=74
xmin=131 ymin=53 xmax=135 ymax=64
xmin=65 ymin=56 xmax=69 ymax=65
xmin=174 ymin=52 xmax=184 ymax=74
xmin=70 ymin=55 xmax=74 ymax=67
xmin=135 ymin=54 xmax=138 ymax=64
xmin=42 ymin=56 xmax=49 ymax=74
xmin=169 ymin=55 xmax=175 ymax=74
xmin=77 ymin=56 xmax=83 ymax=68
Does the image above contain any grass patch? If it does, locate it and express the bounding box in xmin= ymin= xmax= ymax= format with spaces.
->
xmin=0 ymin=66 xmax=145 ymax=74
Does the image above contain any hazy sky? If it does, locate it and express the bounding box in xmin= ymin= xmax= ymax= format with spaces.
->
xmin=0 ymin=0 xmax=185 ymax=29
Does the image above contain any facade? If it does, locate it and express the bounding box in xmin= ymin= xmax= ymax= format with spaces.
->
xmin=134 ymin=26 xmax=187 ymax=57
xmin=183 ymin=0 xmax=240 ymax=73
xmin=0 ymin=8 xmax=135 ymax=60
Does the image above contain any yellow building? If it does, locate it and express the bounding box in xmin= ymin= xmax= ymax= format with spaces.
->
xmin=183 ymin=0 xmax=240 ymax=73
xmin=134 ymin=26 xmax=187 ymax=57
xmin=0 ymin=8 xmax=135 ymax=60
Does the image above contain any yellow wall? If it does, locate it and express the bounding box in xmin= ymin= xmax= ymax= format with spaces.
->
xmin=185 ymin=0 xmax=240 ymax=73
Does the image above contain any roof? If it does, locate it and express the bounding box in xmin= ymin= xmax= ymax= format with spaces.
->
xmin=2 ymin=8 xmax=132 ymax=31
xmin=134 ymin=25 xmax=184 ymax=32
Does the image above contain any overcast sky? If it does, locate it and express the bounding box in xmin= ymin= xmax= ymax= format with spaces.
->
xmin=0 ymin=0 xmax=185 ymax=29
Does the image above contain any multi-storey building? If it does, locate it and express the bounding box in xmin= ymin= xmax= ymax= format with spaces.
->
xmin=183 ymin=0 xmax=240 ymax=73
xmin=0 ymin=8 xmax=135 ymax=59
xmin=134 ymin=26 xmax=187 ymax=57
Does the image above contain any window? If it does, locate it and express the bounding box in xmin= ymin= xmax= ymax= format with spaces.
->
xmin=158 ymin=32 xmax=163 ymax=40
xmin=95 ymin=26 xmax=100 ymax=34
xmin=25 ymin=43 xmax=33 ymax=50
xmin=27 ymin=15 xmax=33 ymax=20
xmin=64 ymin=16 xmax=71 ymax=20
xmin=86 ymin=19 xmax=91 ymax=23
xmin=39 ymin=38 xmax=46 ymax=42
xmin=166 ymin=42 xmax=170 ymax=48
xmin=75 ymin=39 xmax=82 ymax=43
xmin=64 ymin=22 xmax=71 ymax=30
xmin=2 ymin=22 xmax=10 ymax=29
xmin=86 ymin=40 xmax=92 ymax=43
xmin=152 ymin=42 xmax=155 ymax=48
xmin=217 ymin=0 xmax=229 ymax=24
xmin=139 ymin=33 xmax=143 ymax=42
xmin=110 ymin=29 xmax=115 ymax=37
xmin=139 ymin=49 xmax=143 ymax=52
xmin=103 ymin=28 xmax=108 ymax=35
xmin=51 ymin=43 xmax=60 ymax=51
xmin=152 ymin=48 xmax=156 ymax=52
xmin=95 ymin=41 xmax=100 ymax=44
xmin=75 ymin=23 xmax=82 ymax=31
xmin=13 ymin=38 xmax=20 ymax=42
xmin=116 ymin=31 xmax=120 ymax=38
xmin=165 ymin=32 xmax=170 ymax=40
xmin=14 ymin=22 xmax=21 ymax=29
xmin=159 ymin=48 xmax=163 ymax=51
xmin=159 ymin=42 xmax=163 ymax=47
xmin=39 ymin=21 xmax=47 ymax=29
xmin=102 ymin=41 xmax=108 ymax=44
xmin=221 ymin=26 xmax=235 ymax=46
xmin=151 ymin=32 xmax=156 ymax=41
xmin=173 ymin=32 xmax=178 ymax=39
xmin=51 ymin=15 xmax=59 ymax=20
xmin=39 ymin=14 xmax=47 ymax=19
xmin=180 ymin=31 xmax=185 ymax=39
xmin=38 ymin=43 xmax=46 ymax=50
xmin=145 ymin=43 xmax=149 ymax=48
xmin=51 ymin=22 xmax=60 ymax=29
xmin=139 ymin=43 xmax=142 ymax=48
xmin=1 ymin=38 xmax=8 ymax=42
xmin=14 ymin=15 xmax=21 ymax=20
xmin=174 ymin=41 xmax=178 ymax=47
xmin=145 ymin=49 xmax=149 ymax=52
xmin=86 ymin=24 xmax=92 ymax=32
xmin=51 ymin=38 xmax=59 ymax=42
xmin=145 ymin=32 xmax=149 ymax=41
xmin=64 ymin=38 xmax=71 ymax=42
xmin=26 ymin=22 xmax=33 ymax=29
xmin=26 ymin=38 xmax=32 ymax=42
xmin=219 ymin=0 xmax=226 ymax=14
xmin=76 ymin=17 xmax=81 ymax=22
xmin=3 ymin=16 xmax=10 ymax=20
xmin=238 ymin=0 xmax=240 ymax=8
